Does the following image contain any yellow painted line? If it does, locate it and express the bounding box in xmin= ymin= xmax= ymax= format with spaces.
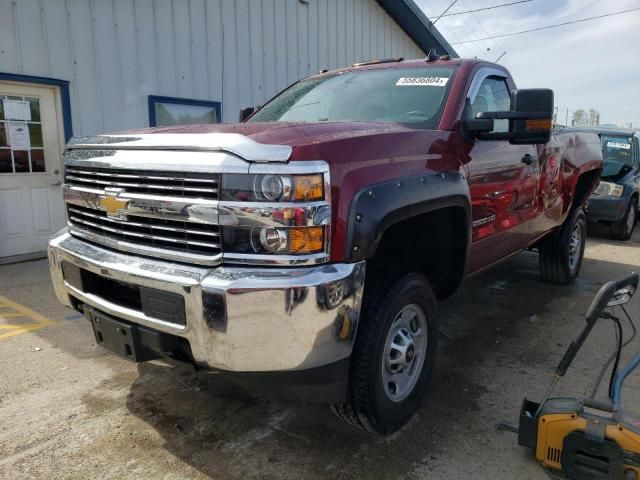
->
xmin=0 ymin=295 xmax=55 ymax=340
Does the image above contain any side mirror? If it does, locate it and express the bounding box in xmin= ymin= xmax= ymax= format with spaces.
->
xmin=239 ymin=107 xmax=256 ymax=122
xmin=464 ymin=88 xmax=554 ymax=145
xmin=509 ymin=89 xmax=554 ymax=145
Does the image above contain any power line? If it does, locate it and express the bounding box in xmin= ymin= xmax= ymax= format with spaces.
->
xmin=427 ymin=0 xmax=485 ymax=58
xmin=432 ymin=0 xmax=459 ymax=24
xmin=434 ymin=0 xmax=494 ymax=59
xmin=430 ymin=0 xmax=532 ymax=19
xmin=450 ymin=7 xmax=640 ymax=45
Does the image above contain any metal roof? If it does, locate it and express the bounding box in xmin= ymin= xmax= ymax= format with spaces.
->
xmin=376 ymin=0 xmax=458 ymax=58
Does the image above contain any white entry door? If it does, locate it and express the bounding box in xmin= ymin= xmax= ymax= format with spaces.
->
xmin=0 ymin=81 xmax=66 ymax=260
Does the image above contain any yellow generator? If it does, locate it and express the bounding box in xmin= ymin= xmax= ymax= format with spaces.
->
xmin=519 ymin=273 xmax=640 ymax=479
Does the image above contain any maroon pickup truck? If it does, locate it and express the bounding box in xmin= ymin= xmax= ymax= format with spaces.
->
xmin=48 ymin=57 xmax=602 ymax=433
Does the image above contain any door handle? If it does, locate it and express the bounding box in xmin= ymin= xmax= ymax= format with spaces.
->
xmin=521 ymin=154 xmax=534 ymax=165
xmin=51 ymin=179 xmax=62 ymax=186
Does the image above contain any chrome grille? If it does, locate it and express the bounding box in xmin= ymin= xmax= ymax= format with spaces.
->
xmin=67 ymin=205 xmax=221 ymax=256
xmin=65 ymin=167 xmax=219 ymax=199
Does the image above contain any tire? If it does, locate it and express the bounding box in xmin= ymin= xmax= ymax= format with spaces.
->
xmin=539 ymin=208 xmax=586 ymax=285
xmin=610 ymin=196 xmax=638 ymax=241
xmin=332 ymin=272 xmax=438 ymax=434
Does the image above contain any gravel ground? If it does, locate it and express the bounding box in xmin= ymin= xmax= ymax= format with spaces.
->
xmin=0 ymin=224 xmax=638 ymax=480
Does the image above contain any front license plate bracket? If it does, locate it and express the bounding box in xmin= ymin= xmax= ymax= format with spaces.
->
xmin=86 ymin=307 xmax=159 ymax=362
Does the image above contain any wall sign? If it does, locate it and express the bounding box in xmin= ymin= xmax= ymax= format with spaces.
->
xmin=8 ymin=121 xmax=31 ymax=150
xmin=2 ymin=99 xmax=32 ymax=121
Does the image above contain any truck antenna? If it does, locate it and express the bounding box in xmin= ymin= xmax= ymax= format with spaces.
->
xmin=426 ymin=49 xmax=439 ymax=62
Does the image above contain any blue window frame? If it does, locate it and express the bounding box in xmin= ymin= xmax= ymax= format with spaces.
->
xmin=148 ymin=95 xmax=222 ymax=127
xmin=0 ymin=72 xmax=73 ymax=142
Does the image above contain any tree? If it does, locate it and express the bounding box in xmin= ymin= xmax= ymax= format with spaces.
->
xmin=572 ymin=109 xmax=586 ymax=126
xmin=571 ymin=108 xmax=600 ymax=126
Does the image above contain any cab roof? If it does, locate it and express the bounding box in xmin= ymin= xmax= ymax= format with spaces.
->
xmin=313 ymin=57 xmax=481 ymax=77
xmin=560 ymin=126 xmax=639 ymax=137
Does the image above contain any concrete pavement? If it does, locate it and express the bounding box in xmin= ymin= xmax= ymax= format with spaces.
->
xmin=0 ymin=224 xmax=638 ymax=479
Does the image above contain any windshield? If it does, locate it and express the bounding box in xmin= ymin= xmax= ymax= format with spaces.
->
xmin=601 ymin=135 xmax=634 ymax=166
xmin=250 ymin=67 xmax=455 ymax=129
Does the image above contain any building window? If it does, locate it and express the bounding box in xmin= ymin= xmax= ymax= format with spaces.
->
xmin=148 ymin=96 xmax=221 ymax=127
xmin=0 ymin=95 xmax=46 ymax=174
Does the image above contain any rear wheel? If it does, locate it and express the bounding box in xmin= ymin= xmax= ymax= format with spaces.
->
xmin=332 ymin=272 xmax=438 ymax=434
xmin=610 ymin=196 xmax=637 ymax=241
xmin=539 ymin=208 xmax=586 ymax=285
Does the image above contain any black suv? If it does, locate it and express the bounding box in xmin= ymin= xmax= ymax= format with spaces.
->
xmin=562 ymin=126 xmax=639 ymax=240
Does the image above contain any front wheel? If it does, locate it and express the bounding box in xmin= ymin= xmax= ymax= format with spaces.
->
xmin=610 ymin=196 xmax=638 ymax=241
xmin=539 ymin=208 xmax=587 ymax=285
xmin=332 ymin=273 xmax=438 ymax=434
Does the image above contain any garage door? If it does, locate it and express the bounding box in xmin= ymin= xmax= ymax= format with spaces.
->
xmin=0 ymin=81 xmax=65 ymax=260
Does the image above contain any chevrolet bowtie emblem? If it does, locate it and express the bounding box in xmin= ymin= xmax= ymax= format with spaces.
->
xmin=99 ymin=194 xmax=130 ymax=219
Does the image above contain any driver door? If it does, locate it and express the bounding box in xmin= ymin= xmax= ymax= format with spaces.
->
xmin=464 ymin=71 xmax=540 ymax=274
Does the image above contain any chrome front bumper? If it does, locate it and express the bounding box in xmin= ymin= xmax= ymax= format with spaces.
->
xmin=48 ymin=230 xmax=365 ymax=372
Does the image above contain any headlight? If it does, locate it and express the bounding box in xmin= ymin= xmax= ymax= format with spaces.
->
xmin=222 ymin=174 xmax=324 ymax=202
xmin=224 ymin=226 xmax=325 ymax=255
xmin=256 ymin=227 xmax=288 ymax=252
xmin=594 ymin=181 xmax=624 ymax=198
xmin=218 ymin=163 xmax=330 ymax=264
xmin=255 ymin=175 xmax=290 ymax=201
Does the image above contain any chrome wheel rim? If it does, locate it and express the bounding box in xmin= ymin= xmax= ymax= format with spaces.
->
xmin=627 ymin=206 xmax=636 ymax=234
xmin=568 ymin=222 xmax=583 ymax=271
xmin=382 ymin=304 xmax=428 ymax=402
xmin=326 ymin=281 xmax=346 ymax=308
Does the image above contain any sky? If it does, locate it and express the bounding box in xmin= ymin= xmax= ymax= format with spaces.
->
xmin=415 ymin=0 xmax=640 ymax=127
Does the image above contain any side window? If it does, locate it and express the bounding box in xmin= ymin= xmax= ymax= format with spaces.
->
xmin=468 ymin=76 xmax=511 ymax=133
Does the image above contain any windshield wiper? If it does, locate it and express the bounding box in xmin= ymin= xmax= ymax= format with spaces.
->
xmin=286 ymin=101 xmax=321 ymax=112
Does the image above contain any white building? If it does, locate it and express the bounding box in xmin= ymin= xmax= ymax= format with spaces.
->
xmin=0 ymin=0 xmax=454 ymax=262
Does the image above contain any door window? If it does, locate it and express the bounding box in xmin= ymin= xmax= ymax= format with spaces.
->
xmin=468 ymin=76 xmax=511 ymax=133
xmin=0 ymin=95 xmax=46 ymax=173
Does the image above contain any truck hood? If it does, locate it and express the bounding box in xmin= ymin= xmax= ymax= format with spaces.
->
xmin=67 ymin=121 xmax=409 ymax=163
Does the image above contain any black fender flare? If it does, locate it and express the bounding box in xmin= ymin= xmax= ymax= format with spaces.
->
xmin=344 ymin=171 xmax=472 ymax=264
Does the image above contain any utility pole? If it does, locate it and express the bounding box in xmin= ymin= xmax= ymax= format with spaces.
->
xmin=565 ymin=108 xmax=569 ymax=127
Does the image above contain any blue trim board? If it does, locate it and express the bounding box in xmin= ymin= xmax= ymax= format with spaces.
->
xmin=148 ymin=95 xmax=222 ymax=127
xmin=375 ymin=0 xmax=458 ymax=57
xmin=0 ymin=72 xmax=73 ymax=142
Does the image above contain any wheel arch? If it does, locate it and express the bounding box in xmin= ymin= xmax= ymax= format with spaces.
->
xmin=571 ymin=168 xmax=602 ymax=212
xmin=344 ymin=172 xmax=471 ymax=299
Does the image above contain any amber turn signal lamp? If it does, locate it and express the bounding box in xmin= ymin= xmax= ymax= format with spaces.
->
xmin=293 ymin=175 xmax=324 ymax=201
xmin=289 ymin=226 xmax=324 ymax=253
xmin=526 ymin=118 xmax=552 ymax=131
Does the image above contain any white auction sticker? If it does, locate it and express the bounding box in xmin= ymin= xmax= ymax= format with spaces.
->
xmin=606 ymin=141 xmax=630 ymax=150
xmin=395 ymin=77 xmax=449 ymax=86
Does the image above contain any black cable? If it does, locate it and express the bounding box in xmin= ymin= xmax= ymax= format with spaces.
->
xmin=589 ymin=319 xmax=619 ymax=399
xmin=621 ymin=305 xmax=636 ymax=340
xmin=608 ymin=316 xmax=623 ymax=400
xmin=450 ymin=8 xmax=640 ymax=45
xmin=429 ymin=0 xmax=533 ymax=19
xmin=589 ymin=306 xmax=637 ymax=399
